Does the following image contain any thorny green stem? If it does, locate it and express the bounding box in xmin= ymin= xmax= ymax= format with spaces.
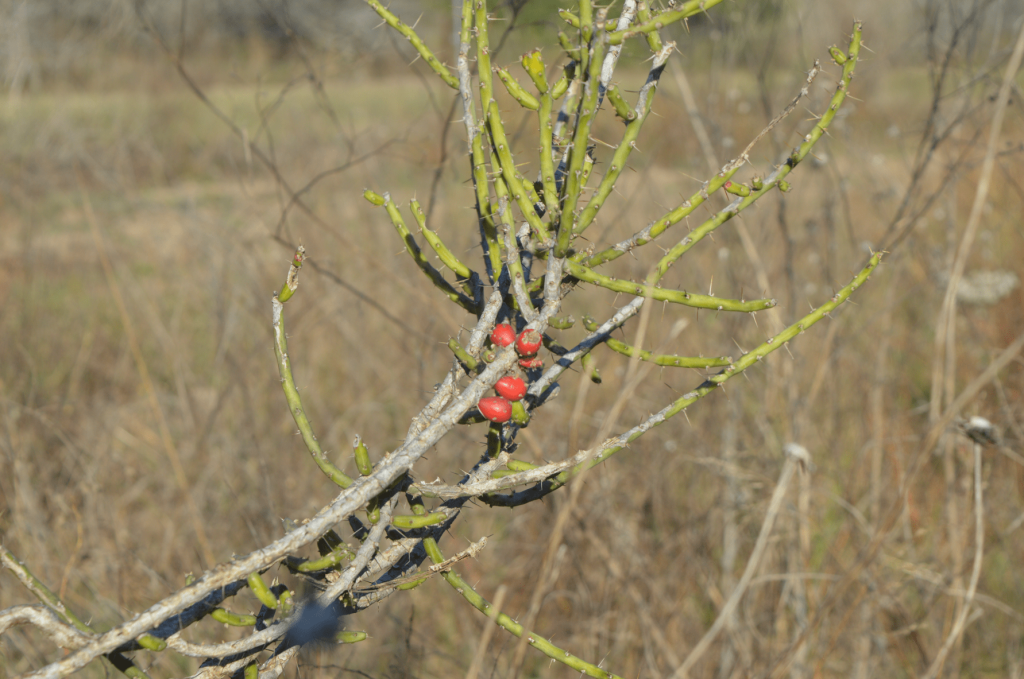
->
xmin=422 ymin=537 xmax=626 ymax=679
xmin=273 ymin=257 xmax=354 ymax=489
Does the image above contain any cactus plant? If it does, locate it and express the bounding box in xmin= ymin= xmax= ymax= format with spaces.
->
xmin=0 ymin=3 xmax=880 ymax=678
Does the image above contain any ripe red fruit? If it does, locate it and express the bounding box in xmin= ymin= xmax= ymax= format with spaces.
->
xmin=478 ymin=396 xmax=512 ymax=423
xmin=515 ymin=329 xmax=542 ymax=356
xmin=518 ymin=357 xmax=544 ymax=369
xmin=495 ymin=376 xmax=527 ymax=401
xmin=491 ymin=323 xmax=516 ymax=347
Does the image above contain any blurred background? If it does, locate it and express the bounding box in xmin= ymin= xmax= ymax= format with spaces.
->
xmin=1 ymin=0 xmax=1023 ymax=677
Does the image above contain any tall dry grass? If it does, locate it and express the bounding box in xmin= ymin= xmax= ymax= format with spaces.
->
xmin=2 ymin=1 xmax=1024 ymax=677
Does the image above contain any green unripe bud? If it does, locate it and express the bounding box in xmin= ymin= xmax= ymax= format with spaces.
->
xmin=723 ymin=181 xmax=750 ymax=197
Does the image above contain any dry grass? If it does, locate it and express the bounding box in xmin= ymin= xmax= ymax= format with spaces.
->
xmin=2 ymin=1 xmax=1024 ymax=678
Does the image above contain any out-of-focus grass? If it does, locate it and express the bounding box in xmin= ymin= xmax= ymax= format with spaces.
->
xmin=1 ymin=3 xmax=1023 ymax=678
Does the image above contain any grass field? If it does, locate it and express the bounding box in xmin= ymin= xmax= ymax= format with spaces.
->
xmin=2 ymin=1 xmax=1024 ymax=677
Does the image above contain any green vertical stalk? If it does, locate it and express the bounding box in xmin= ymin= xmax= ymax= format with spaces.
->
xmin=421 ymin=538 xmax=626 ymax=678
xmin=475 ymin=1 xmax=494 ymax=109
xmin=574 ymin=43 xmax=672 ymax=236
xmin=486 ymin=101 xmax=549 ymax=242
xmin=273 ymin=250 xmax=354 ymax=489
xmin=556 ymin=30 xmax=606 ymax=257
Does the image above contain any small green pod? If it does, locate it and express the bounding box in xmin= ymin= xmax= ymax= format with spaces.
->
xmin=392 ymin=512 xmax=446 ymax=529
xmin=211 ymin=608 xmax=258 ymax=627
xmin=495 ymin=66 xmax=540 ymax=110
xmin=582 ymin=352 xmax=602 ymax=383
xmin=521 ymin=50 xmax=548 ymax=93
xmin=353 ymin=436 xmax=372 ymax=476
xmin=397 ymin=577 xmax=429 ymax=591
xmin=828 ymin=46 xmax=848 ymax=64
xmin=606 ymin=85 xmax=636 ymax=121
xmin=558 ymin=9 xmax=581 ymax=28
xmin=557 ymin=32 xmax=582 ymax=63
xmin=278 ymin=589 xmax=293 ymax=615
xmin=510 ymin=400 xmax=530 ymax=426
xmin=506 ymin=459 xmax=539 ymax=472
xmin=137 ymin=635 xmax=167 ymax=652
xmin=337 ymin=631 xmax=369 ymax=644
xmin=247 ymin=572 xmax=278 ymax=610
xmin=548 ymin=314 xmax=576 ymax=329
xmin=244 ymin=662 xmax=259 ymax=679
xmin=723 ymin=181 xmax=751 ymax=197
xmin=363 ymin=189 xmax=385 ymax=206
xmin=778 ymin=179 xmax=792 ymax=193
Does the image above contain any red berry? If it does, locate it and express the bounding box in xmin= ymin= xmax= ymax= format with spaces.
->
xmin=491 ymin=323 xmax=516 ymax=347
xmin=478 ymin=396 xmax=512 ymax=423
xmin=518 ymin=357 xmax=544 ymax=369
xmin=516 ymin=329 xmax=542 ymax=356
xmin=495 ymin=376 xmax=527 ymax=401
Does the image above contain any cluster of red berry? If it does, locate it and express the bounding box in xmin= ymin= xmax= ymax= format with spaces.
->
xmin=477 ymin=323 xmax=543 ymax=424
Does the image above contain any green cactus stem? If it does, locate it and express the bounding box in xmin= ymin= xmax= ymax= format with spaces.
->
xmin=293 ymin=544 xmax=353 ymax=573
xmin=247 ymin=572 xmax=278 ymax=610
xmin=556 ymin=30 xmax=607 ymax=257
xmin=536 ymin=92 xmax=560 ymax=219
xmin=582 ymin=352 xmax=602 ymax=383
xmin=564 ymin=260 xmax=776 ymax=311
xmin=634 ymin=1 xmax=664 ymax=51
xmin=723 ymin=180 xmax=751 ymax=197
xmin=829 ymin=45 xmax=848 ymax=64
xmin=278 ymin=589 xmax=293 ymax=615
xmin=448 ymin=338 xmax=480 ymax=373
xmin=276 ymin=245 xmax=305 ymax=304
xmin=422 ymin=537 xmax=626 ymax=678
xmin=550 ymin=63 xmax=574 ymax=99
xmin=603 ymin=337 xmax=733 ymax=367
xmin=487 ymin=421 xmax=502 ymax=458
xmin=372 ymin=193 xmax=478 ymax=312
xmin=605 ymin=0 xmax=728 ymax=45
xmin=135 ymin=635 xmax=167 ymax=652
xmin=410 ymin=199 xmax=476 ymax=287
xmin=244 ymin=662 xmax=258 ymax=679
xmin=211 ymin=608 xmax=258 ymax=627
xmin=559 ymin=10 xmax=581 ymax=29
xmin=365 ymin=0 xmax=458 ymax=89
xmin=474 ymin=1 xmax=495 ymax=110
xmin=490 ymin=458 xmax=537 ymax=478
xmin=574 ymin=42 xmax=672 ymax=237
xmin=521 ymin=50 xmax=548 ymax=93
xmin=487 ymin=101 xmax=549 ymax=242
xmin=366 ymin=495 xmax=381 ymax=525
xmin=510 ymin=400 xmax=530 ymax=425
xmin=495 ymin=66 xmax=539 ymax=110
xmin=548 ymin=314 xmax=576 ymax=329
xmin=709 ymin=251 xmax=883 ymax=387
xmin=605 ymin=84 xmax=635 ymax=121
xmin=337 ymin=631 xmax=368 ymax=644
xmin=582 ymin=22 xmax=861 ymax=272
xmin=353 ymin=436 xmax=373 ymax=476
xmin=392 ymin=513 xmax=446 ymax=529
xmin=273 ymin=259 xmax=354 ymax=490
xmin=582 ymin=167 xmax=738 ymax=267
xmin=472 ymin=134 xmax=503 ymax=281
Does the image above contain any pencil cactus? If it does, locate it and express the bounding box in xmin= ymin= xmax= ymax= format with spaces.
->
xmin=1 ymin=3 xmax=882 ymax=678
